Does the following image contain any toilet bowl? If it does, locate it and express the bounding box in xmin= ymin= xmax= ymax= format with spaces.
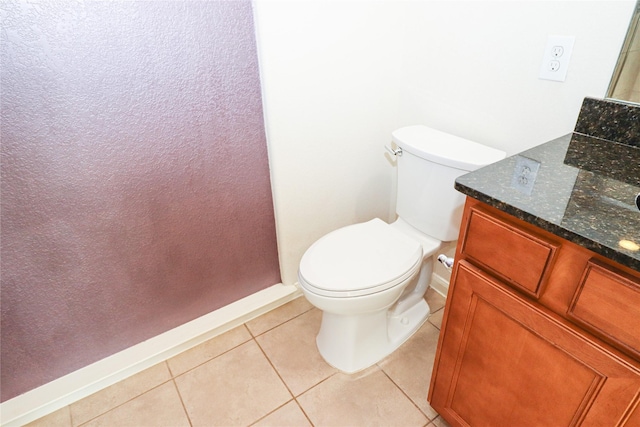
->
xmin=299 ymin=217 xmax=442 ymax=373
xmin=298 ymin=125 xmax=506 ymax=373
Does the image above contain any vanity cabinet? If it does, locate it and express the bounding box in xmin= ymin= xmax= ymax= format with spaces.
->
xmin=428 ymin=198 xmax=640 ymax=427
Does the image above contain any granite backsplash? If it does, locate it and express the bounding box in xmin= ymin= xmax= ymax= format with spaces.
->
xmin=565 ymin=97 xmax=639 ymax=186
xmin=573 ymin=97 xmax=640 ymax=148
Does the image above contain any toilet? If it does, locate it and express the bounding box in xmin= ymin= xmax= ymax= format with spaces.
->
xmin=297 ymin=125 xmax=506 ymax=373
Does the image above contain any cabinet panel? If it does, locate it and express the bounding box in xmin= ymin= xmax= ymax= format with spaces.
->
xmin=626 ymin=403 xmax=640 ymax=426
xmin=449 ymin=297 xmax=602 ymax=426
xmin=461 ymin=207 xmax=558 ymax=298
xmin=569 ymin=259 xmax=640 ymax=360
xmin=430 ymin=261 xmax=640 ymax=427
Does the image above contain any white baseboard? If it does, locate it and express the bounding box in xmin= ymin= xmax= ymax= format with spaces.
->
xmin=1 ymin=283 xmax=301 ymax=427
xmin=430 ymin=273 xmax=450 ymax=298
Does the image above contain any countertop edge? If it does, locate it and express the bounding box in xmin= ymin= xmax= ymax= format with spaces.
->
xmin=454 ymin=181 xmax=640 ymax=272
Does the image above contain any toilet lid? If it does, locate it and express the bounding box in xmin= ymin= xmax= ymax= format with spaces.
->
xmin=298 ymin=218 xmax=423 ymax=297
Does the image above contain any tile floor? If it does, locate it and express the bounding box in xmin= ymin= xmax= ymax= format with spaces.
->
xmin=27 ymin=289 xmax=451 ymax=427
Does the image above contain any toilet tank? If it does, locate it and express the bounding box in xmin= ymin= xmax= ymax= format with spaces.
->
xmin=392 ymin=125 xmax=506 ymax=241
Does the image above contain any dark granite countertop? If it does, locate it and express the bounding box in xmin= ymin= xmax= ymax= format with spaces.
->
xmin=455 ymin=133 xmax=640 ymax=271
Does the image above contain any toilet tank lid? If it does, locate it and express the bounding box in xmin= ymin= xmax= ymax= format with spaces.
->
xmin=392 ymin=125 xmax=506 ymax=171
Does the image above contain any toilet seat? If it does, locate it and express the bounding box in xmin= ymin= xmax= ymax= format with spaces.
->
xmin=298 ymin=218 xmax=423 ymax=298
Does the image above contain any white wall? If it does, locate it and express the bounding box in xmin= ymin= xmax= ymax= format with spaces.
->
xmin=254 ymin=0 xmax=636 ymax=286
xmin=254 ymin=1 xmax=405 ymax=284
xmin=398 ymin=1 xmax=635 ymax=154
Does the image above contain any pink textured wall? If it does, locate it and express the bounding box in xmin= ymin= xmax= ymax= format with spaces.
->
xmin=0 ymin=0 xmax=280 ymax=401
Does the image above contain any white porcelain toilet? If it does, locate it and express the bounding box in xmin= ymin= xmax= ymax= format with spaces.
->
xmin=298 ymin=125 xmax=506 ymax=373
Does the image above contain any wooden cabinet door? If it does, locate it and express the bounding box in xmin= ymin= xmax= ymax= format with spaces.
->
xmin=429 ymin=261 xmax=640 ymax=427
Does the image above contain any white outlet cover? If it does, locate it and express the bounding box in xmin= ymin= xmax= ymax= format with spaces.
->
xmin=510 ymin=156 xmax=541 ymax=195
xmin=539 ymin=35 xmax=575 ymax=82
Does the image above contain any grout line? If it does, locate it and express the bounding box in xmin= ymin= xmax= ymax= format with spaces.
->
xmin=246 ymin=311 xmax=332 ymax=427
xmin=171 ymin=378 xmax=193 ymax=427
xmin=74 ymin=378 xmax=175 ymax=427
xmin=168 ymin=326 xmax=254 ymax=379
xmin=253 ymin=336 xmax=296 ymax=398
xmin=73 ymin=362 xmax=175 ymax=426
xmin=173 ymin=301 xmax=314 ymax=381
xmin=379 ymin=368 xmax=433 ymax=422
xmin=69 ymin=405 xmax=78 ymax=427
xmin=427 ymin=306 xmax=444 ymax=330
xmin=250 ymin=313 xmax=339 ymax=399
xmin=249 ymin=336 xmax=317 ymax=426
xmin=293 ymin=397 xmax=315 ymax=427
xmin=165 ymin=355 xmax=177 ymax=378
xmin=294 ymin=372 xmax=337 ymax=398
xmin=247 ymin=305 xmax=315 ymax=339
xmin=166 ymin=299 xmax=317 ymax=381
xmin=246 ymin=398 xmax=295 ymax=426
xmin=63 ymin=406 xmax=72 ymax=427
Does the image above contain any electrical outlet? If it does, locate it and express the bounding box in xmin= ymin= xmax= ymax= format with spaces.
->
xmin=539 ymin=35 xmax=575 ymax=82
xmin=511 ymin=156 xmax=540 ymax=195
xmin=551 ymin=46 xmax=564 ymax=58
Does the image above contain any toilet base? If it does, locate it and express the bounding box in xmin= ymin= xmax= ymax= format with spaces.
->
xmin=316 ymin=298 xmax=431 ymax=373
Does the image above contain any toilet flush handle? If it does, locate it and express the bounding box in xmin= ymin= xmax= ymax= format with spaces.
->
xmin=385 ymin=144 xmax=402 ymax=157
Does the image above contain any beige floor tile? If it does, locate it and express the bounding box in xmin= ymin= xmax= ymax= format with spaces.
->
xmin=425 ymin=287 xmax=447 ymax=313
xmin=428 ymin=307 xmax=445 ymax=330
xmin=298 ymin=366 xmax=427 ymax=427
xmin=25 ymin=406 xmax=72 ymax=427
xmin=28 ymin=290 xmax=449 ymax=427
xmin=70 ymin=362 xmax=172 ymax=426
xmin=175 ymin=340 xmax=291 ymax=427
xmin=246 ymin=296 xmax=313 ymax=337
xmin=378 ymin=321 xmax=441 ymax=419
xmin=167 ymin=324 xmax=252 ymax=376
xmin=256 ymin=308 xmax=336 ymax=396
xmin=80 ymin=382 xmax=189 ymax=427
xmin=430 ymin=415 xmax=452 ymax=427
xmin=251 ymin=400 xmax=312 ymax=427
